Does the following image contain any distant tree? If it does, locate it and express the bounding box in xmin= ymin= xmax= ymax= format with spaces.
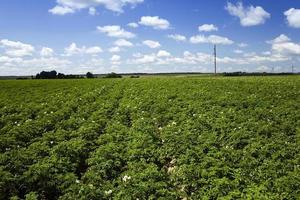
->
xmin=36 ymin=73 xmax=40 ymax=79
xmin=49 ymin=70 xmax=57 ymax=78
xmin=86 ymin=72 xmax=94 ymax=79
xmin=104 ymin=72 xmax=122 ymax=78
xmin=57 ymin=73 xmax=65 ymax=79
xmin=36 ymin=70 xmax=57 ymax=79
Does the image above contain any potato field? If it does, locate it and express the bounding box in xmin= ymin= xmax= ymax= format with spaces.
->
xmin=0 ymin=76 xmax=299 ymax=200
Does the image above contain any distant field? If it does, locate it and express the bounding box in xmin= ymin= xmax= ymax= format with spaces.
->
xmin=0 ymin=76 xmax=299 ymax=199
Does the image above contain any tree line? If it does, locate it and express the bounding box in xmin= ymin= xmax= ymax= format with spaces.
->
xmin=35 ymin=71 xmax=125 ymax=79
xmin=35 ymin=71 xmax=97 ymax=79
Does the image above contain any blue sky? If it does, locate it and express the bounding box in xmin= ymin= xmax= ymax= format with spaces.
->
xmin=0 ymin=0 xmax=299 ymax=75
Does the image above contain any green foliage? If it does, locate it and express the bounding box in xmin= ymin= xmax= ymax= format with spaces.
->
xmin=0 ymin=76 xmax=299 ymax=199
xmin=25 ymin=192 xmax=38 ymax=200
xmin=86 ymin=72 xmax=94 ymax=79
xmin=104 ymin=72 xmax=122 ymax=78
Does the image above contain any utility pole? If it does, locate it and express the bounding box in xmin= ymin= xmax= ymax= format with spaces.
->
xmin=214 ymin=44 xmax=217 ymax=75
xmin=292 ymin=64 xmax=294 ymax=74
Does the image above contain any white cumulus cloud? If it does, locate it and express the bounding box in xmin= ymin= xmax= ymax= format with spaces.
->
xmin=109 ymin=46 xmax=121 ymax=53
xmin=127 ymin=22 xmax=139 ymax=28
xmin=49 ymin=6 xmax=75 ymax=15
xmin=157 ymin=50 xmax=171 ymax=57
xmin=225 ymin=2 xmax=270 ymax=26
xmin=234 ymin=49 xmax=243 ymax=54
xmin=85 ymin=46 xmax=103 ymax=54
xmin=0 ymin=56 xmax=23 ymax=64
xmin=40 ymin=47 xmax=54 ymax=57
xmin=64 ymin=43 xmax=81 ymax=56
xmin=110 ymin=55 xmax=121 ymax=65
xmin=267 ymin=34 xmax=290 ymax=44
xmin=143 ymin=40 xmax=161 ymax=49
xmin=268 ymin=34 xmax=300 ymax=55
xmin=88 ymin=7 xmax=97 ymax=15
xmin=114 ymin=39 xmax=133 ymax=47
xmin=111 ymin=55 xmax=121 ymax=62
xmin=139 ymin=16 xmax=170 ymax=30
xmin=198 ymin=24 xmax=218 ymax=32
xmin=284 ymin=8 xmax=300 ymax=28
xmin=97 ymin=25 xmax=135 ymax=38
xmin=64 ymin=43 xmax=103 ymax=56
xmin=0 ymin=39 xmax=35 ymax=57
xmin=190 ymin=35 xmax=234 ymax=45
xmin=130 ymin=54 xmax=157 ymax=64
xmin=167 ymin=34 xmax=186 ymax=42
xmin=49 ymin=0 xmax=144 ymax=15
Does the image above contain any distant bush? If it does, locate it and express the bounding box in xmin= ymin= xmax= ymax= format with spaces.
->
xmin=130 ymin=75 xmax=140 ymax=78
xmin=58 ymin=73 xmax=83 ymax=79
xmin=86 ymin=72 xmax=94 ymax=79
xmin=104 ymin=72 xmax=122 ymax=78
